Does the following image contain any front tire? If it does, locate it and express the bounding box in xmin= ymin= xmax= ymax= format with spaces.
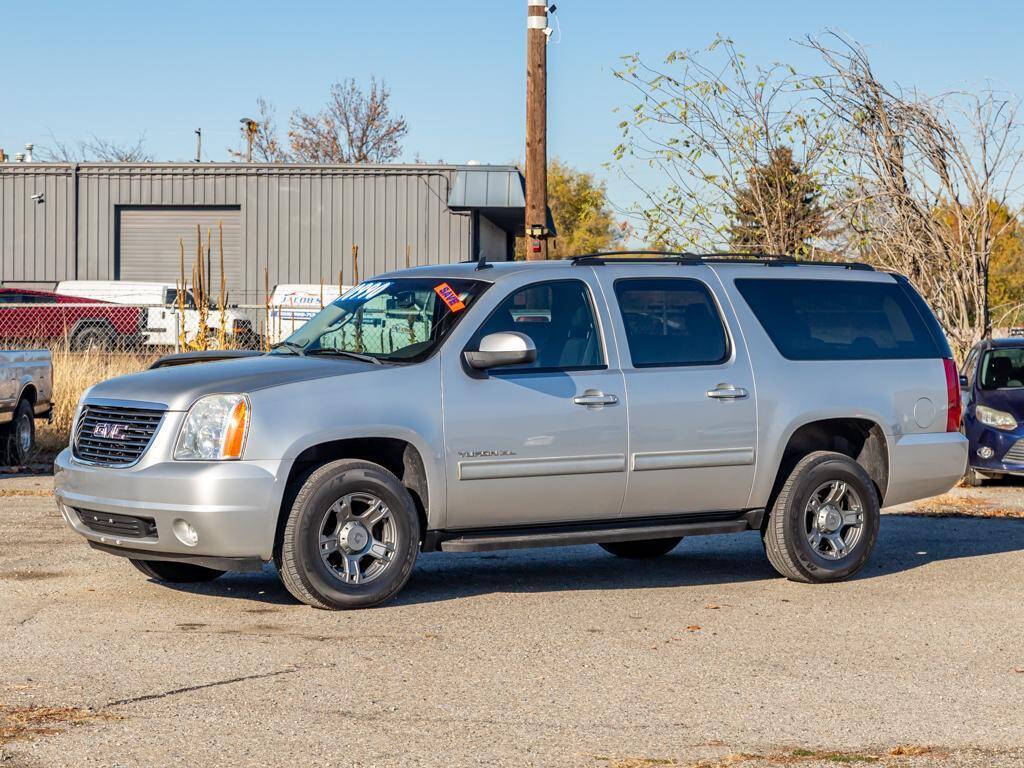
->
xmin=763 ymin=451 xmax=880 ymax=583
xmin=599 ymin=537 xmax=682 ymax=559
xmin=1 ymin=399 xmax=35 ymax=466
xmin=277 ymin=459 xmax=420 ymax=610
xmin=129 ymin=559 xmax=225 ymax=583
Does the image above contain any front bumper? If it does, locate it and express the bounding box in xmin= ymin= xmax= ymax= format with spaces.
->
xmin=54 ymin=447 xmax=289 ymax=562
xmin=967 ymin=424 xmax=1024 ymax=476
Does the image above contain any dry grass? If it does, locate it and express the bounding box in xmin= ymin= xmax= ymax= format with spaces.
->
xmin=913 ymin=493 xmax=1024 ymax=519
xmin=594 ymin=746 xmax=941 ymax=768
xmin=0 ymin=488 xmax=52 ymax=497
xmin=36 ymin=347 xmax=154 ymax=453
xmin=0 ymin=704 xmax=114 ymax=746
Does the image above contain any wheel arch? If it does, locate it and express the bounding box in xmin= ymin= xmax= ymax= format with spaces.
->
xmin=768 ymin=417 xmax=890 ymax=511
xmin=275 ymin=436 xmax=433 ymax=558
xmin=69 ymin=317 xmax=115 ymax=342
xmin=16 ymin=382 xmax=37 ymax=408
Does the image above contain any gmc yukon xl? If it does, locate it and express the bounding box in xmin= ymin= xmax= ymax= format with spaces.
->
xmin=54 ymin=254 xmax=968 ymax=609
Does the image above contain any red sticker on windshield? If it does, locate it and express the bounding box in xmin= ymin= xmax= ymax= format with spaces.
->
xmin=434 ymin=282 xmax=466 ymax=312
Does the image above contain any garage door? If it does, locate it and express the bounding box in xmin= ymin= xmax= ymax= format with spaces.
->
xmin=118 ymin=207 xmax=243 ymax=304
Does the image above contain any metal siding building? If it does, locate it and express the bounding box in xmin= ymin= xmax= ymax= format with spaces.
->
xmin=0 ymin=163 xmax=525 ymax=302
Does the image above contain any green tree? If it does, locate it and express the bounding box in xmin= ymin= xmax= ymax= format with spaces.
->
xmin=728 ymin=146 xmax=831 ymax=256
xmin=517 ymin=159 xmax=625 ymax=259
xmin=612 ymin=37 xmax=840 ymax=253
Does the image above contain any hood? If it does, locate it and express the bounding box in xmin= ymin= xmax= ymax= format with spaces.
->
xmin=85 ymin=354 xmax=377 ymax=411
xmin=977 ymin=387 xmax=1024 ymax=421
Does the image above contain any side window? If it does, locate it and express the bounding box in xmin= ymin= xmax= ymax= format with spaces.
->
xmin=735 ymin=278 xmax=943 ymax=361
xmin=470 ymin=280 xmax=604 ymax=370
xmin=614 ymin=278 xmax=729 ymax=367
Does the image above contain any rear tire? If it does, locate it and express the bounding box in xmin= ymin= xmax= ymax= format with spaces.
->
xmin=277 ymin=459 xmax=420 ymax=610
xmin=763 ymin=451 xmax=880 ymax=583
xmin=599 ymin=537 xmax=682 ymax=559
xmin=129 ymin=558 xmax=225 ymax=583
xmin=72 ymin=324 xmax=114 ymax=351
xmin=1 ymin=399 xmax=35 ymax=466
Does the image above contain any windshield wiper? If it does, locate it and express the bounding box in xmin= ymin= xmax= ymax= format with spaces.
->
xmin=306 ymin=348 xmax=383 ymax=365
xmin=270 ymin=341 xmax=306 ymax=356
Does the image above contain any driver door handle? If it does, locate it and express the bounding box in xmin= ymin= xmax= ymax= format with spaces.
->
xmin=573 ymin=390 xmax=619 ymax=407
xmin=706 ymin=384 xmax=748 ymax=400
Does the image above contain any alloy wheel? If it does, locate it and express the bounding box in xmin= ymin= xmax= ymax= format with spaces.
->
xmin=804 ymin=479 xmax=864 ymax=560
xmin=317 ymin=492 xmax=397 ymax=585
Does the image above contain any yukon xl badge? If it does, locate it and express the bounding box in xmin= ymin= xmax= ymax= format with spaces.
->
xmin=92 ymin=423 xmax=128 ymax=440
xmin=458 ymin=450 xmax=516 ymax=458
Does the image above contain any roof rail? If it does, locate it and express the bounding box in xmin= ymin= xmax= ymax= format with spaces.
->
xmin=570 ymin=251 xmax=874 ymax=271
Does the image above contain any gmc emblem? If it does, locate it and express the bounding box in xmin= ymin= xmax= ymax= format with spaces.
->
xmin=92 ymin=423 xmax=127 ymax=440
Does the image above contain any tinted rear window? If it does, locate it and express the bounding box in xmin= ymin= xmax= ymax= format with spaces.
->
xmin=735 ymin=278 xmax=943 ymax=360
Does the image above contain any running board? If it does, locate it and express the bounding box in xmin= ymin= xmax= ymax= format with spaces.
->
xmin=428 ymin=509 xmax=764 ymax=553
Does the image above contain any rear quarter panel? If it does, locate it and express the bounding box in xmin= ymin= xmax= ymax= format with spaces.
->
xmin=712 ymin=267 xmax=958 ymax=507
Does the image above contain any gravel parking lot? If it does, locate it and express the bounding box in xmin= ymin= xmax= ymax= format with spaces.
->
xmin=2 ymin=474 xmax=1023 ymax=768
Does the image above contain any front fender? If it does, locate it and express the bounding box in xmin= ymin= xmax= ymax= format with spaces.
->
xmin=245 ymin=360 xmax=447 ymax=529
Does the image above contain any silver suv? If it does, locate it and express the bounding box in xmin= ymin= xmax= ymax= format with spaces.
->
xmin=55 ymin=254 xmax=968 ymax=609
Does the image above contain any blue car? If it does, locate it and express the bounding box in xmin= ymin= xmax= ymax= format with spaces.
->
xmin=960 ymin=338 xmax=1024 ymax=485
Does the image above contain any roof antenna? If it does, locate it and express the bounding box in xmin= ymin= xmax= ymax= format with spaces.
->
xmin=475 ymin=253 xmax=492 ymax=271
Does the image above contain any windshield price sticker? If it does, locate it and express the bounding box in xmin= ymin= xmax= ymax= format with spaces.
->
xmin=337 ymin=281 xmax=392 ymax=303
xmin=434 ymin=282 xmax=466 ymax=312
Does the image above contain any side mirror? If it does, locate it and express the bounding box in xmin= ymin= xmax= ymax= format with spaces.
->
xmin=463 ymin=332 xmax=537 ymax=370
xmin=959 ymin=374 xmax=969 ymax=388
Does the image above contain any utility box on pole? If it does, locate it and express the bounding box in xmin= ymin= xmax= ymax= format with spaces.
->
xmin=525 ymin=0 xmax=549 ymax=260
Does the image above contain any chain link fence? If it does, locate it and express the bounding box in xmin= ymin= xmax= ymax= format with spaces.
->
xmin=0 ymin=295 xmax=343 ymax=454
xmin=0 ymin=298 xmax=348 ymax=357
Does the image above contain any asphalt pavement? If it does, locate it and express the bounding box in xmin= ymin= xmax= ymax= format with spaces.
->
xmin=1 ymin=475 xmax=1022 ymax=767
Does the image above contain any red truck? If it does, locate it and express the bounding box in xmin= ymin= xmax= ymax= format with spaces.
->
xmin=0 ymin=287 xmax=144 ymax=350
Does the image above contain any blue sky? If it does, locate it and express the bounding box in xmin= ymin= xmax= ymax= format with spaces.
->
xmin=4 ymin=1 xmax=1023 ymax=218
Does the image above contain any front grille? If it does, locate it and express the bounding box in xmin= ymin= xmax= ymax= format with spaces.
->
xmin=73 ymin=404 xmax=164 ymax=466
xmin=75 ymin=508 xmax=157 ymax=538
xmin=1004 ymin=439 xmax=1024 ymax=464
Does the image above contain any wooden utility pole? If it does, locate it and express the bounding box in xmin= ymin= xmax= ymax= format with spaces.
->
xmin=525 ymin=0 xmax=549 ymax=260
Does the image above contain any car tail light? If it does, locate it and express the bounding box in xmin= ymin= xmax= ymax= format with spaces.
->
xmin=944 ymin=358 xmax=961 ymax=432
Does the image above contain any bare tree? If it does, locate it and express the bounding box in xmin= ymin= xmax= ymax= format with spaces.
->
xmin=808 ymin=33 xmax=1024 ymax=358
xmin=288 ymin=77 xmax=408 ymax=164
xmin=228 ymin=97 xmax=289 ymax=162
xmin=37 ymin=132 xmax=153 ymax=162
xmin=613 ymin=37 xmax=842 ymax=253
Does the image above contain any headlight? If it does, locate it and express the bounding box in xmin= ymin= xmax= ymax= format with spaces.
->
xmin=174 ymin=394 xmax=250 ymax=460
xmin=975 ymin=405 xmax=1018 ymax=431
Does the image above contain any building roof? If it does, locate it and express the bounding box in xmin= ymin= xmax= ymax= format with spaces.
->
xmin=447 ymin=166 xmax=556 ymax=236
xmin=0 ymin=160 xmax=553 ymax=237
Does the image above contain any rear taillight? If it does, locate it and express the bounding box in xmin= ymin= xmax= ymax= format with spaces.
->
xmin=944 ymin=358 xmax=961 ymax=432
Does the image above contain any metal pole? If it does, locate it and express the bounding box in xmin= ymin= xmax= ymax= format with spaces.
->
xmin=194 ymin=128 xmax=202 ymax=163
xmin=525 ymin=0 xmax=549 ymax=260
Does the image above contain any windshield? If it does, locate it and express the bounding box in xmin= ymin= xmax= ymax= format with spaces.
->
xmin=980 ymin=347 xmax=1024 ymax=390
xmin=273 ymin=277 xmax=488 ymax=363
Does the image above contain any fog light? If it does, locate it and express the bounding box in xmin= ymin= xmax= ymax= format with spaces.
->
xmin=172 ymin=519 xmax=199 ymax=547
xmin=977 ymin=446 xmax=995 ymax=460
